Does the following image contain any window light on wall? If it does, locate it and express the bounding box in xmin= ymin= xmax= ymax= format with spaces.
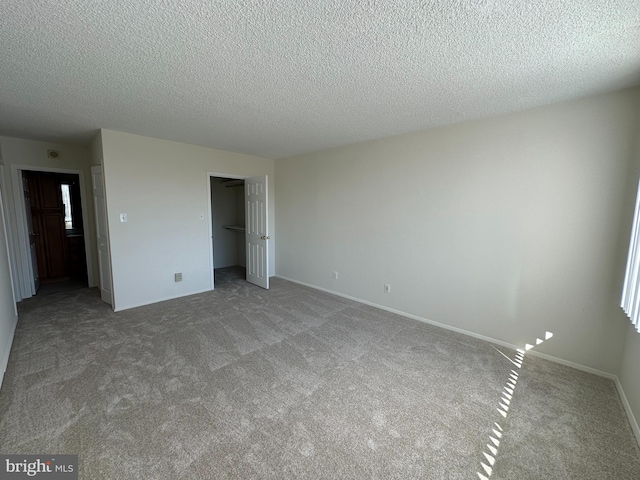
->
xmin=621 ymin=179 xmax=640 ymax=333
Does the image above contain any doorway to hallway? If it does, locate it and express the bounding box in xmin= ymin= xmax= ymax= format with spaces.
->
xmin=23 ymin=170 xmax=88 ymax=296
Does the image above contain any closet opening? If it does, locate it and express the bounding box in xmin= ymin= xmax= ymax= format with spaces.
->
xmin=210 ymin=176 xmax=246 ymax=286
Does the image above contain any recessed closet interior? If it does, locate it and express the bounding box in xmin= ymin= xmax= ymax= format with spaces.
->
xmin=210 ymin=177 xmax=246 ymax=277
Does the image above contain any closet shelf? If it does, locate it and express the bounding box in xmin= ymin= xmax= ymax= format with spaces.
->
xmin=222 ymin=225 xmax=245 ymax=232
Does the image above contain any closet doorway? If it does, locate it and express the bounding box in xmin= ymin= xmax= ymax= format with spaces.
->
xmin=210 ymin=176 xmax=246 ymax=285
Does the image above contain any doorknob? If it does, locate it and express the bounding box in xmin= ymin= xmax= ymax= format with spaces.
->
xmin=261 ymin=235 xmax=270 ymax=240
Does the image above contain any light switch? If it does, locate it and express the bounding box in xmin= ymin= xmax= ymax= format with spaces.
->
xmin=120 ymin=213 xmax=128 ymax=223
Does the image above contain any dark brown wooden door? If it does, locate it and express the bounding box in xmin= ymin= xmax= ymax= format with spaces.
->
xmin=26 ymin=172 xmax=69 ymax=280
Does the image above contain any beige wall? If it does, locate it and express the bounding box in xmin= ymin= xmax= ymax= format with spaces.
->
xmin=100 ymin=130 xmax=274 ymax=311
xmin=275 ymin=88 xmax=640 ymax=374
xmin=0 ymin=136 xmax=99 ymax=294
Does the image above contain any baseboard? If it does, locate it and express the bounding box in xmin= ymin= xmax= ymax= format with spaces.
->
xmin=615 ymin=376 xmax=640 ymax=447
xmin=277 ymin=274 xmax=640 ymax=443
xmin=526 ymin=350 xmax=616 ymax=379
xmin=277 ymin=275 xmax=526 ymax=350
xmin=113 ymin=288 xmax=213 ymax=312
xmin=275 ymin=275 xmax=618 ymax=379
xmin=0 ymin=313 xmax=18 ymax=391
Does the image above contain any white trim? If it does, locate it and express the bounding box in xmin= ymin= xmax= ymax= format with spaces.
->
xmin=10 ymin=166 xmax=34 ymax=298
xmin=9 ymin=165 xmax=96 ymax=297
xmin=207 ymin=175 xmax=214 ymax=290
xmin=76 ymin=170 xmax=96 ymax=288
xmin=0 ymin=170 xmax=18 ymax=390
xmin=0 ymin=166 xmax=21 ymax=303
xmin=0 ymin=172 xmax=18 ymax=317
xmin=277 ymin=274 xmax=640 ymax=444
xmin=275 ymin=275 xmax=620 ymax=378
xmin=206 ymin=172 xmax=247 ymax=291
xmin=0 ymin=313 xmax=18 ymax=391
xmin=91 ymin=163 xmax=114 ymax=307
xmin=98 ymin=161 xmax=116 ymax=308
xmin=113 ymin=287 xmax=212 ymax=312
xmin=277 ymin=275 xmax=533 ymax=349
xmin=526 ymin=350 xmax=616 ymax=379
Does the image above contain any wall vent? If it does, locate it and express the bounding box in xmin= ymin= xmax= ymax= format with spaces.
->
xmin=47 ymin=149 xmax=60 ymax=159
xmin=174 ymin=273 xmax=183 ymax=282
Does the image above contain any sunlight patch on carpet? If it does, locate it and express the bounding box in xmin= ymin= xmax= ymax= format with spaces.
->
xmin=477 ymin=331 xmax=553 ymax=480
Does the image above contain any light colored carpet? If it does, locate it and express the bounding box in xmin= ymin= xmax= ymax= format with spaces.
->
xmin=1 ymin=266 xmax=639 ymax=479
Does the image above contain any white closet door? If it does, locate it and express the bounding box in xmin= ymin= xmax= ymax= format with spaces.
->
xmin=245 ymin=175 xmax=269 ymax=289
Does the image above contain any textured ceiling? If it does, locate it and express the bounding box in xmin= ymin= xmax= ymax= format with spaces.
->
xmin=1 ymin=1 xmax=639 ymax=159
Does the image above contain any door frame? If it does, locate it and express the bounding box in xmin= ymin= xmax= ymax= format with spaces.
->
xmin=207 ymin=172 xmax=247 ymax=290
xmin=9 ymin=164 xmax=95 ymax=299
xmin=0 ymin=166 xmax=22 ymax=303
xmin=91 ymin=164 xmax=113 ymax=306
xmin=0 ymin=166 xmax=19 ymax=309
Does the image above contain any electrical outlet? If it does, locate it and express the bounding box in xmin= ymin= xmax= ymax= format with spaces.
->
xmin=175 ymin=273 xmax=183 ymax=282
xmin=384 ymin=284 xmax=391 ymax=293
xmin=333 ymin=271 xmax=339 ymax=280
